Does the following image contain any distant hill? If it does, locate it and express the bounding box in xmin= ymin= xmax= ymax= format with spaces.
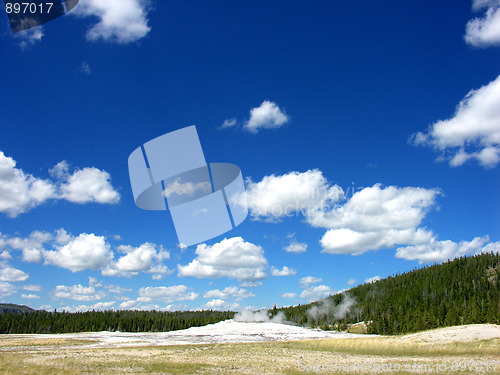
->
xmin=0 ymin=304 xmax=35 ymax=314
xmin=275 ymin=252 xmax=500 ymax=335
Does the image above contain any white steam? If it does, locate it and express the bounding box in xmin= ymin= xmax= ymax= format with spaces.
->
xmin=307 ymin=294 xmax=356 ymax=321
xmin=234 ymin=309 xmax=287 ymax=324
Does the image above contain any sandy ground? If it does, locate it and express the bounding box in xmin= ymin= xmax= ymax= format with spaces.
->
xmin=0 ymin=322 xmax=498 ymax=374
xmin=397 ymin=324 xmax=500 ymax=344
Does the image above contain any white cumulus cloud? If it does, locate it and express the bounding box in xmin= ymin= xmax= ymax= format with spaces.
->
xmin=241 ymin=170 xmax=343 ymax=221
xmin=203 ymin=286 xmax=254 ymax=300
xmin=364 ymin=276 xmax=381 ymax=284
xmin=54 ymin=162 xmax=120 ymax=204
xmin=53 ymin=279 xmax=106 ymax=301
xmin=5 ymin=230 xmax=52 ymax=263
xmin=270 ymin=266 xmax=297 ymax=276
xmin=103 ymin=243 xmax=171 ymax=279
xmin=243 ymin=169 xmax=439 ymax=255
xmin=0 ymin=153 xmax=120 ymax=217
xmin=2 ymin=228 xmax=171 ymax=278
xmin=411 ymin=75 xmax=500 ymax=168
xmin=72 ymin=0 xmax=151 ymax=44
xmin=0 ymin=282 xmax=16 ymax=299
xmin=0 ymin=266 xmax=29 ymax=282
xmin=395 ymin=236 xmax=498 ymax=263
xmin=0 ymin=152 xmax=56 ymax=217
xmin=178 ymin=237 xmax=268 ymax=282
xmin=22 ymin=284 xmax=42 ymax=292
xmin=283 ymin=235 xmax=308 ymax=253
xmin=300 ymin=285 xmax=333 ymax=302
xmin=21 ymin=294 xmax=40 ymax=299
xmin=203 ymin=299 xmax=239 ymax=310
xmin=299 ymin=276 xmax=323 ymax=286
xmin=138 ymin=285 xmax=198 ymax=304
xmin=465 ymin=0 xmax=500 ymax=47
xmin=43 ymin=233 xmax=113 ymax=272
xmin=313 ymin=184 xmax=438 ymax=255
xmin=243 ymin=100 xmax=289 ymax=133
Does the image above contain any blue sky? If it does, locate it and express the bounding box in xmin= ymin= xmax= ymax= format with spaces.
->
xmin=0 ymin=0 xmax=499 ymax=312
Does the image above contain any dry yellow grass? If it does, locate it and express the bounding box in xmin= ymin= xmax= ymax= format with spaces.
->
xmin=0 ymin=332 xmax=498 ymax=374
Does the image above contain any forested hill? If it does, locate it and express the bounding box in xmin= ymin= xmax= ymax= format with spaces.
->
xmin=0 ymin=304 xmax=34 ymax=314
xmin=275 ymin=252 xmax=500 ymax=335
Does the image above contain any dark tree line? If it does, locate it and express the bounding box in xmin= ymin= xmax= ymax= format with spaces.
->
xmin=0 ymin=309 xmax=234 ymax=334
xmin=276 ymin=252 xmax=500 ymax=334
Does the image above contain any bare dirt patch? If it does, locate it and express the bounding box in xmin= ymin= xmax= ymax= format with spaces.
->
xmin=0 ymin=322 xmax=498 ymax=374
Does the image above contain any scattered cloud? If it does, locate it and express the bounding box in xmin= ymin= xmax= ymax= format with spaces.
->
xmin=364 ymin=276 xmax=381 ymax=284
xmin=240 ymin=281 xmax=263 ymax=288
xmin=482 ymin=241 xmax=500 ymax=253
xmin=219 ymin=101 xmax=289 ymax=133
xmin=15 ymin=26 xmax=44 ymax=49
xmin=270 ymin=266 xmax=297 ymax=276
xmin=44 ymin=233 xmax=113 ymax=272
xmin=299 ymin=276 xmax=323 ymax=286
xmin=203 ymin=286 xmax=254 ymax=300
xmin=52 ymin=161 xmax=120 ymax=204
xmin=240 ymin=170 xmax=342 ymax=221
xmin=0 ymin=152 xmax=120 ymax=217
xmin=346 ymin=278 xmax=357 ymax=286
xmin=281 ymin=292 xmax=297 ymax=298
xmin=300 ymin=284 xmax=333 ymax=302
xmin=178 ymin=237 xmax=268 ymax=282
xmin=242 ymin=169 xmax=439 ymax=255
xmin=0 ymin=151 xmax=57 ymax=217
xmin=219 ymin=118 xmax=237 ymax=130
xmin=283 ymin=241 xmax=308 ymax=253
xmin=203 ymin=298 xmax=240 ymax=310
xmin=320 ymin=227 xmax=434 ymax=256
xmin=411 ymin=75 xmax=500 ymax=168
xmin=284 ymin=234 xmax=308 ymax=253
xmin=313 ymin=184 xmax=438 ymax=255
xmin=58 ymin=301 xmax=116 ymax=312
xmin=72 ymin=0 xmax=152 ymax=44
xmin=243 ymin=100 xmax=289 ymax=133
xmin=102 ymin=243 xmax=171 ymax=279
xmin=465 ymin=0 xmax=500 ymax=47
xmin=119 ymin=300 xmax=138 ymax=309
xmin=395 ymin=236 xmax=498 ymax=263
xmin=78 ymin=62 xmax=92 ymax=75
xmin=0 ymin=251 xmax=11 ymax=261
xmin=0 ymin=266 xmax=29 ymax=282
xmin=21 ymin=294 xmax=40 ymax=299
xmin=2 ymin=228 xmax=170 ymax=279
xmin=22 ymin=284 xmax=42 ymax=292
xmin=137 ymin=285 xmax=198 ymax=304
xmin=105 ymin=284 xmax=133 ymax=295
xmin=5 ymin=230 xmax=52 ymax=263
xmin=0 ymin=282 xmax=16 ymax=299
xmin=52 ymin=279 xmax=106 ymax=301
xmin=309 ymin=184 xmax=439 ymax=231
xmin=163 ymin=179 xmax=211 ymax=198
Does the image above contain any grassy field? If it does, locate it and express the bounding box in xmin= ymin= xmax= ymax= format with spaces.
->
xmin=0 ymin=334 xmax=498 ymax=374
